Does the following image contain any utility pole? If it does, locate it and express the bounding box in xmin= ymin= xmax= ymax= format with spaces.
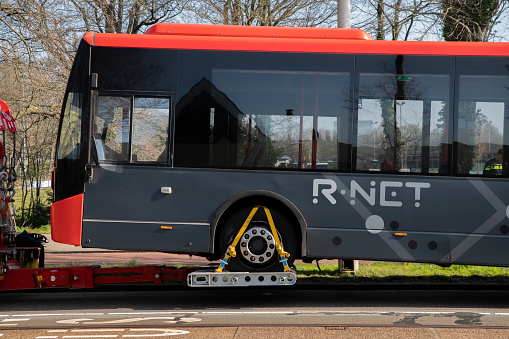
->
xmin=338 ymin=0 xmax=357 ymax=273
xmin=338 ymin=1 xmax=358 ymax=275
xmin=338 ymin=0 xmax=351 ymax=28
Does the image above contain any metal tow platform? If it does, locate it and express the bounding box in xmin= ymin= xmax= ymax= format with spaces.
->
xmin=188 ymin=270 xmax=296 ymax=287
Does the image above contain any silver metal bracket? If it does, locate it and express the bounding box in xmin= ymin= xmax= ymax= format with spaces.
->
xmin=161 ymin=187 xmax=172 ymax=194
xmin=187 ymin=270 xmax=296 ymax=287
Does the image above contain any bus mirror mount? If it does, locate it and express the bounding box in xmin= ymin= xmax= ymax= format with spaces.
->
xmin=85 ymin=164 xmax=93 ymax=184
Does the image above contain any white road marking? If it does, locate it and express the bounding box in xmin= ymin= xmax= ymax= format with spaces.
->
xmin=1 ymin=318 xmax=29 ymax=322
xmin=62 ymin=335 xmax=118 ymax=338
xmin=35 ymin=336 xmax=58 ymax=339
xmin=85 ymin=317 xmax=201 ymax=325
xmin=72 ymin=329 xmax=125 ymax=332
xmin=56 ymin=319 xmax=95 ymax=325
xmin=13 ymin=313 xmax=104 ymax=317
xmin=201 ymin=311 xmax=290 ymax=314
xmin=393 ymin=311 xmax=491 ymax=315
xmin=123 ymin=329 xmax=189 ymax=337
xmin=55 ymin=317 xmax=201 ymax=325
xmin=108 ymin=312 xmax=197 ymax=315
xmin=45 ymin=329 xmax=190 ymax=338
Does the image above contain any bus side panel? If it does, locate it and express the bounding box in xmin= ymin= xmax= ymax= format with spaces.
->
xmin=306 ymin=228 xmax=451 ymax=264
xmin=82 ymin=166 xmax=211 ymax=253
xmin=50 ymin=193 xmax=84 ymax=246
xmin=81 ymin=221 xmax=209 ymax=253
xmin=83 ymin=166 xmax=172 ymax=222
xmin=449 ymin=234 xmax=509 ymax=267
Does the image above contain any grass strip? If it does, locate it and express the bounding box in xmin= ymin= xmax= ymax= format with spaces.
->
xmin=16 ymin=224 xmax=51 ymax=234
xmin=295 ymin=261 xmax=509 ymax=284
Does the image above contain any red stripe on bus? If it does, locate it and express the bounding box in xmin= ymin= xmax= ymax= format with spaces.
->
xmin=83 ymin=24 xmax=509 ymax=57
xmin=83 ymin=31 xmax=95 ymax=46
xmin=50 ymin=193 xmax=83 ymax=246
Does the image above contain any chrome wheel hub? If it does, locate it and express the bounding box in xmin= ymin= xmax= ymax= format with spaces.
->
xmin=239 ymin=226 xmax=276 ymax=264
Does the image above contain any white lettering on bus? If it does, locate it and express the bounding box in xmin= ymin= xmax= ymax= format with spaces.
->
xmin=380 ymin=181 xmax=403 ymax=207
xmin=350 ymin=180 xmax=376 ymax=206
xmin=313 ymin=179 xmax=430 ymax=208
xmin=312 ymin=179 xmax=337 ymax=204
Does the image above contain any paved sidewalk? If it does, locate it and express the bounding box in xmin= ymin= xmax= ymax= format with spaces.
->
xmin=42 ymin=234 xmax=311 ymax=268
xmin=42 ymin=234 xmax=215 ymax=267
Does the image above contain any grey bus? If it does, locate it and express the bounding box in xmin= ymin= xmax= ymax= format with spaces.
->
xmin=52 ymin=23 xmax=509 ymax=272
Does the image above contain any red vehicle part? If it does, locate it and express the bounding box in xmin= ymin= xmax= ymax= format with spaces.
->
xmin=0 ymin=262 xmax=200 ymax=291
xmin=50 ymin=194 xmax=83 ymax=246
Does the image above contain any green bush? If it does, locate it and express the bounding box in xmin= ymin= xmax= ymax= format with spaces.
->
xmin=15 ymin=191 xmax=52 ymax=229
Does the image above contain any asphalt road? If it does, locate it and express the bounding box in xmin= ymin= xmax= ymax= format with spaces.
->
xmin=1 ymin=239 xmax=505 ymax=337
xmin=1 ymin=286 xmax=509 ymax=338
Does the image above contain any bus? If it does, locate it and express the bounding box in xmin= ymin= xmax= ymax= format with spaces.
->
xmin=51 ymin=23 xmax=509 ymax=273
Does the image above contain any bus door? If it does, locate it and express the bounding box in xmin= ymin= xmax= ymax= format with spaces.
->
xmin=82 ymin=94 xmax=184 ymax=251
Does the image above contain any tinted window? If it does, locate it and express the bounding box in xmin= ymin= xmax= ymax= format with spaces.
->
xmin=54 ymin=40 xmax=90 ymax=202
xmin=174 ymin=51 xmax=353 ymax=170
xmin=355 ymin=55 xmax=453 ymax=174
xmin=94 ymin=96 xmax=170 ymax=163
xmin=57 ymin=91 xmax=83 ymax=160
xmin=57 ymin=42 xmax=90 ymax=161
xmin=91 ymin=47 xmax=177 ymax=92
xmin=455 ymin=57 xmax=509 ymax=176
xmin=95 ymin=96 xmax=131 ymax=161
xmin=132 ymin=97 xmax=170 ymax=162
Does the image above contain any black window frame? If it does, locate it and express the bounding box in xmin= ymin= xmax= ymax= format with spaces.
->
xmin=93 ymin=91 xmax=173 ymax=166
xmin=453 ymin=56 xmax=509 ymax=177
xmin=353 ymin=54 xmax=455 ymax=176
xmin=174 ymin=49 xmax=355 ymax=172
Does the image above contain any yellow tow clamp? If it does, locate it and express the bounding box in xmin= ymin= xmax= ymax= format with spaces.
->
xmin=216 ymin=206 xmax=291 ymax=273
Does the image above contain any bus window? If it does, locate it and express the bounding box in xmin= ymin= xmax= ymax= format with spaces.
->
xmin=56 ymin=41 xmax=90 ymax=162
xmin=54 ymin=40 xmax=90 ymax=202
xmin=57 ymin=92 xmax=82 ymax=160
xmin=174 ymin=51 xmax=352 ymax=170
xmin=455 ymin=63 xmax=509 ymax=176
xmin=132 ymin=97 xmax=170 ymax=162
xmin=211 ymin=70 xmax=345 ymax=170
xmin=355 ymin=55 xmax=452 ymax=174
xmin=94 ymin=96 xmax=170 ymax=163
xmin=94 ymin=96 xmax=131 ymax=162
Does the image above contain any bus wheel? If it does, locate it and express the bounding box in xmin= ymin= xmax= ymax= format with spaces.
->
xmin=218 ymin=207 xmax=297 ymax=272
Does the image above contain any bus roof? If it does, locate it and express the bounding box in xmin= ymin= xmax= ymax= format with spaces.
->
xmin=83 ymin=23 xmax=509 ymax=57
xmin=146 ymin=23 xmax=374 ymax=40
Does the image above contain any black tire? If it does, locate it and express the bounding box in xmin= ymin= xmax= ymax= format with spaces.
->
xmin=218 ymin=206 xmax=298 ymax=272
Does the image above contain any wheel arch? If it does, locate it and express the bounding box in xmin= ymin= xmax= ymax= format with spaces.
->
xmin=209 ymin=190 xmax=307 ymax=259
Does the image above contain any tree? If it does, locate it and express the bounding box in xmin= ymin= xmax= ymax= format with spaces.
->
xmin=376 ymin=0 xmax=384 ymax=39
xmin=0 ymin=0 xmax=185 ymax=227
xmin=186 ymin=0 xmax=337 ymax=27
xmin=353 ymin=0 xmax=443 ymax=41
xmin=442 ymin=0 xmax=504 ymax=41
xmin=70 ymin=0 xmax=187 ymax=34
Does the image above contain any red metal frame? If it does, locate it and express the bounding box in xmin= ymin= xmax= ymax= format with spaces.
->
xmin=0 ymin=262 xmax=200 ymax=291
xmin=2 ymin=202 xmax=200 ymax=291
xmin=83 ymin=23 xmax=509 ymax=57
